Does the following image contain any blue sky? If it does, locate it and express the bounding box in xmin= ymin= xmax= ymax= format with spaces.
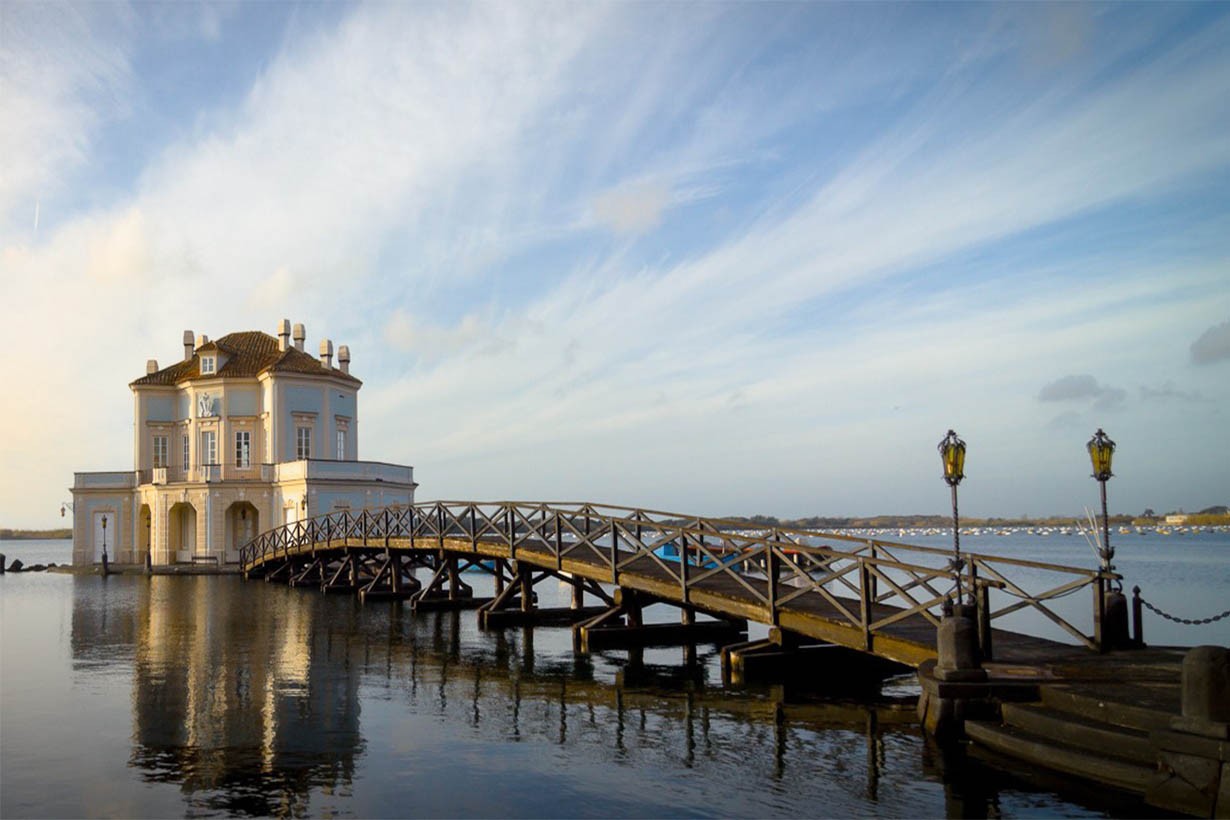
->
xmin=1 ymin=2 xmax=1228 ymax=528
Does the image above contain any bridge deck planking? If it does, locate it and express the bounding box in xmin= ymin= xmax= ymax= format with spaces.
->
xmin=248 ymin=532 xmax=1079 ymax=669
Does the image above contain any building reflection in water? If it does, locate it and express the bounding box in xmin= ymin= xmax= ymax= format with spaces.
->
xmin=125 ymin=577 xmax=362 ymax=817
xmin=68 ymin=574 xmax=1007 ymax=818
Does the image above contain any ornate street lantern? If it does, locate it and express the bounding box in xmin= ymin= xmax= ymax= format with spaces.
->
xmin=1087 ymin=428 xmax=1115 ymax=481
xmin=1087 ymin=428 xmax=1116 ymax=580
xmin=939 ymin=430 xmax=966 ymax=487
xmin=937 ymin=430 xmax=967 ymax=604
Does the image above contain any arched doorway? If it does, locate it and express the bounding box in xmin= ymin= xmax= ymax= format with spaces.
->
xmin=168 ymin=502 xmax=197 ymax=563
xmin=225 ymin=501 xmax=259 ymax=564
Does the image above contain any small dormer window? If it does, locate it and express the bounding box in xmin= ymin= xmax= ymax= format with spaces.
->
xmin=201 ymin=356 xmax=216 ymax=375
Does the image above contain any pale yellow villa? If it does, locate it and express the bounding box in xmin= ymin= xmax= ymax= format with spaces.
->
xmin=69 ymin=320 xmax=417 ymax=566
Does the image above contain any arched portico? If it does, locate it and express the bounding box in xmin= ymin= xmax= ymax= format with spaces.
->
xmin=169 ymin=502 xmax=197 ymax=563
xmin=225 ymin=501 xmax=259 ymax=563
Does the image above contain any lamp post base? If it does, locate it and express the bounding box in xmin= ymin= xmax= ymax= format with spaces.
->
xmin=1096 ymin=588 xmax=1130 ymax=652
xmin=936 ymin=607 xmax=986 ymax=682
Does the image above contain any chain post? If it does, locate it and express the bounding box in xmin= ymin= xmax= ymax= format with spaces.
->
xmin=1132 ymin=585 xmax=1143 ymax=647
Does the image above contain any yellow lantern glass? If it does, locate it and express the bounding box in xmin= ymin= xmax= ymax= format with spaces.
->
xmin=938 ymin=430 xmax=966 ymax=486
xmin=1087 ymin=428 xmax=1115 ymax=481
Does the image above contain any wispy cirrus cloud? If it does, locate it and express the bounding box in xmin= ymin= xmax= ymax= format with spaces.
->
xmin=3 ymin=3 xmax=1230 ymax=526
xmin=0 ymin=3 xmax=133 ymax=237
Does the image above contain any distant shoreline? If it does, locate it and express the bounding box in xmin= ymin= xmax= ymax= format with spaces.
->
xmin=1 ymin=530 xmax=71 ymax=541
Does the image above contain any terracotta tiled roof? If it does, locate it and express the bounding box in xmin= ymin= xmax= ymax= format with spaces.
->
xmin=130 ymin=331 xmax=361 ymax=387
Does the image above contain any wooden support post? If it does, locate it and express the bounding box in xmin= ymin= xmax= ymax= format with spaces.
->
xmin=391 ymin=553 xmax=402 ymax=594
xmin=553 ymin=512 xmax=563 ymax=567
xmin=447 ymin=556 xmax=460 ymax=600
xmin=519 ymin=563 xmax=534 ymax=613
xmin=624 ymin=589 xmax=643 ymax=629
xmin=494 ymin=559 xmax=505 ymax=596
xmin=869 ymin=543 xmax=879 ymax=603
xmin=680 ymin=535 xmax=691 ymax=604
xmin=507 ymin=507 xmax=516 ymax=560
xmin=859 ymin=559 xmax=872 ymax=651
xmin=976 ymin=580 xmax=993 ymax=661
xmin=767 ymin=541 xmax=780 ymax=627
xmin=571 ymin=574 xmax=584 ymax=610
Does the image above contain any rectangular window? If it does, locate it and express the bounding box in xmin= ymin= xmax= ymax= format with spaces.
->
xmin=296 ymin=426 xmax=311 ymax=460
xmin=183 ymin=434 xmax=190 ymax=469
xmin=201 ymin=430 xmax=217 ymax=465
xmin=200 ymin=356 xmax=216 ymax=375
xmin=235 ymin=431 xmax=251 ymax=468
xmin=153 ymin=435 xmax=168 ymax=468
xmin=336 ymin=429 xmax=345 ymax=460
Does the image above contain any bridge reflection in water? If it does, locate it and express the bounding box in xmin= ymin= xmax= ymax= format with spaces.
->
xmin=60 ymin=572 xmax=1082 ymax=818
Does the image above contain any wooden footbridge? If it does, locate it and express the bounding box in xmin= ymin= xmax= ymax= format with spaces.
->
xmin=239 ymin=502 xmax=1225 ymax=816
xmin=239 ymin=501 xmax=1118 ymax=669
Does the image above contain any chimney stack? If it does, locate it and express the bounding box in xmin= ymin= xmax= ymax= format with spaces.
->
xmin=277 ymin=319 xmax=291 ymax=352
xmin=195 ymin=334 xmax=209 ymax=349
xmin=338 ymin=345 xmax=351 ymax=375
xmin=319 ymin=338 xmax=334 ymax=369
xmin=292 ymin=323 xmax=306 ymax=352
xmin=183 ymin=330 xmax=194 ymax=361
xmin=146 ymin=359 xmax=159 ymax=375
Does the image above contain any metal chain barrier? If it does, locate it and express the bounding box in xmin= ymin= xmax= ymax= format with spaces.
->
xmin=1138 ymin=596 xmax=1230 ymax=626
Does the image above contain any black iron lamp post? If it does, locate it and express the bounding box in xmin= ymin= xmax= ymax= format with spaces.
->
xmin=101 ymin=514 xmax=109 ymax=576
xmin=1087 ymin=428 xmax=1130 ymax=650
xmin=1087 ymin=428 xmax=1116 ymax=582
xmin=938 ymin=429 xmax=967 ymax=605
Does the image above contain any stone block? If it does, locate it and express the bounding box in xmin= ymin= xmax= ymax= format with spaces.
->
xmin=1149 ymin=749 xmax=1222 ymax=817
xmin=936 ymin=611 xmax=986 ymax=682
xmin=1175 ymin=646 xmax=1230 ymax=740
xmin=1219 ymin=761 xmax=1230 ymax=819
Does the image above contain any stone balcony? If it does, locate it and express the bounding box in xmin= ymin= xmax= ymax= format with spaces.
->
xmin=275 ymin=459 xmax=414 ymax=485
xmin=73 ymin=471 xmax=138 ymax=489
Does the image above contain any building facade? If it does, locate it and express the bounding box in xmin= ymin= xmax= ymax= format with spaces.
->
xmin=70 ymin=320 xmax=417 ymax=566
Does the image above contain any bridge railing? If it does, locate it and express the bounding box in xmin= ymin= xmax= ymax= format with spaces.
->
xmin=241 ymin=501 xmax=1119 ymax=653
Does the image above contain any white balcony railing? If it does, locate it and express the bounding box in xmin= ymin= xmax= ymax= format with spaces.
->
xmin=74 ymin=471 xmax=137 ymax=489
xmin=275 ymin=459 xmax=414 ymax=484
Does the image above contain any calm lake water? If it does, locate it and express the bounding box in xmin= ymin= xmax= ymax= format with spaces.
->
xmin=2 ymin=533 xmax=1226 ymax=818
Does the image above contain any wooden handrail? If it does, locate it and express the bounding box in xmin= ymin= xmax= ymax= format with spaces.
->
xmin=240 ymin=500 xmax=1114 ymax=652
